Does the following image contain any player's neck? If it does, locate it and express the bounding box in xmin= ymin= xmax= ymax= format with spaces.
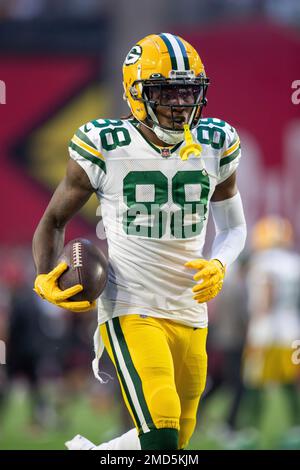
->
xmin=137 ymin=122 xmax=173 ymax=148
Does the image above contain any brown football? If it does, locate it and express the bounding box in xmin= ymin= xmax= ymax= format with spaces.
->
xmin=57 ymin=238 xmax=108 ymax=302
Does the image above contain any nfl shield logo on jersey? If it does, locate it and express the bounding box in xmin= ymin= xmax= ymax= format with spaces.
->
xmin=161 ymin=147 xmax=171 ymax=159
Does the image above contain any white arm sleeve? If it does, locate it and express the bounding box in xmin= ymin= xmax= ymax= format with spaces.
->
xmin=210 ymin=192 xmax=247 ymax=267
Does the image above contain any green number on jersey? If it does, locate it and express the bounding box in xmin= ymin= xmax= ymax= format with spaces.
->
xmin=201 ymin=118 xmax=234 ymax=133
xmin=201 ymin=118 xmax=226 ymax=127
xmin=123 ymin=170 xmax=210 ymax=239
xmin=123 ymin=171 xmax=168 ymax=238
xmin=91 ymin=119 xmax=123 ymax=128
xmin=197 ymin=125 xmax=226 ymax=150
xmin=171 ymin=170 xmax=210 ymax=238
xmin=100 ymin=127 xmax=131 ymax=150
xmin=90 ymin=119 xmax=131 ymax=150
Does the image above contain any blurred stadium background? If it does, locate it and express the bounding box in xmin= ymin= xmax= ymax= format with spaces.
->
xmin=0 ymin=0 xmax=300 ymax=450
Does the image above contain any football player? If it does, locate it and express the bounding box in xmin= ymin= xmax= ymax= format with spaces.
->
xmin=33 ymin=33 xmax=247 ymax=450
xmin=243 ymin=216 xmax=300 ymax=427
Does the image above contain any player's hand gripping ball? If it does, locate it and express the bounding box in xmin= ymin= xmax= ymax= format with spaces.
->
xmin=34 ymin=238 xmax=108 ymax=312
xmin=185 ymin=258 xmax=225 ymax=303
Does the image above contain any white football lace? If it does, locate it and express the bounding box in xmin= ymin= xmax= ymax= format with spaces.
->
xmin=73 ymin=242 xmax=83 ymax=268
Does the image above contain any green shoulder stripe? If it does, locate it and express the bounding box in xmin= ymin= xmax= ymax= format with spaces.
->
xmin=75 ymin=128 xmax=98 ymax=150
xmin=220 ymin=146 xmax=241 ymax=167
xmin=69 ymin=141 xmax=106 ymax=173
xmin=228 ymin=134 xmax=239 ymax=148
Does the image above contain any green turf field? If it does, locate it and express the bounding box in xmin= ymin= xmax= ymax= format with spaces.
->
xmin=0 ymin=385 xmax=299 ymax=450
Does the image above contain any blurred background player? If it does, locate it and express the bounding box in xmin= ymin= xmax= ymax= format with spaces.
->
xmin=243 ymin=216 xmax=300 ymax=447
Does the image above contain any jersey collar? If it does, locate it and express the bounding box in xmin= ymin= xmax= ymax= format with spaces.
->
xmin=129 ymin=119 xmax=183 ymax=156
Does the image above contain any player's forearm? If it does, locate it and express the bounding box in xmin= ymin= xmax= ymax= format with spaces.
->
xmin=32 ymin=214 xmax=66 ymax=274
xmin=210 ymin=192 xmax=247 ymax=266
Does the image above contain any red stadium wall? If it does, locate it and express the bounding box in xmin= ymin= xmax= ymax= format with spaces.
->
xmin=0 ymin=56 xmax=102 ymax=244
xmin=182 ymin=22 xmax=300 ymax=240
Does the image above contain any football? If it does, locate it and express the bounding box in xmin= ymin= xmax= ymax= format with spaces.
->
xmin=57 ymin=238 xmax=108 ymax=302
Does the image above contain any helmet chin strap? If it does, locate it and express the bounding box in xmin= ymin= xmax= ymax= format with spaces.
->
xmin=153 ymin=125 xmax=184 ymax=145
xmin=146 ymin=102 xmax=197 ymax=145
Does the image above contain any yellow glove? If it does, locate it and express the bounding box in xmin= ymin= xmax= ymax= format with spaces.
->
xmin=185 ymin=258 xmax=226 ymax=303
xmin=34 ymin=262 xmax=96 ymax=313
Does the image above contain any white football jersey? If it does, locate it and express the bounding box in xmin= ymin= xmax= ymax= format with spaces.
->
xmin=247 ymin=248 xmax=300 ymax=345
xmin=69 ymin=117 xmax=241 ymax=328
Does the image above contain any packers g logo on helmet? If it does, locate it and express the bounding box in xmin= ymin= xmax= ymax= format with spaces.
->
xmin=124 ymin=45 xmax=142 ymax=65
xmin=122 ymin=33 xmax=209 ymax=143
